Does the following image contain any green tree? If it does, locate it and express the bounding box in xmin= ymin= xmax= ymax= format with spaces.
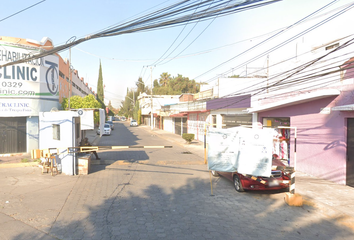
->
xmin=137 ymin=108 xmax=142 ymax=124
xmin=119 ymin=88 xmax=135 ymax=118
xmin=136 ymin=77 xmax=146 ymax=95
xmin=159 ymin=72 xmax=171 ymax=87
xmin=152 ymin=73 xmax=200 ymax=95
xmin=61 ymin=94 xmax=102 ymax=123
xmin=97 ymin=60 xmax=104 ymax=103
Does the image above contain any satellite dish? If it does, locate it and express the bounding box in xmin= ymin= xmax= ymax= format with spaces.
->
xmin=78 ymin=109 xmax=84 ymax=116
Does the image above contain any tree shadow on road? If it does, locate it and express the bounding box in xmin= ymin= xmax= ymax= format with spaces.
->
xmin=12 ymin=163 xmax=354 ymax=240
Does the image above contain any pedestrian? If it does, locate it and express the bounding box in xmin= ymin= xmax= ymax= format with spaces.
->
xmin=80 ymin=137 xmax=100 ymax=160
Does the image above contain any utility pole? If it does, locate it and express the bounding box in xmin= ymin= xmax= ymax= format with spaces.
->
xmin=150 ymin=66 xmax=153 ymax=130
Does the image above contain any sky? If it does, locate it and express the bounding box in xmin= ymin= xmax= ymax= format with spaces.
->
xmin=2 ymin=0 xmax=354 ymax=108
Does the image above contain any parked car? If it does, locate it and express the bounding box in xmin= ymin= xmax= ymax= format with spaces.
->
xmin=96 ymin=124 xmax=111 ymax=136
xmin=130 ymin=119 xmax=138 ymax=127
xmin=106 ymin=121 xmax=114 ymax=130
xmin=211 ymin=159 xmax=291 ymax=192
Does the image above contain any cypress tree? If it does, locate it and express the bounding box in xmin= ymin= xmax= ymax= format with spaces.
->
xmin=97 ymin=60 xmax=104 ymax=102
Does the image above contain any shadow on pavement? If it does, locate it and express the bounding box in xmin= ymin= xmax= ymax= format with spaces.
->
xmin=10 ymin=163 xmax=354 ymax=240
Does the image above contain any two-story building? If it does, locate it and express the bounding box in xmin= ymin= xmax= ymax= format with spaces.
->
xmin=0 ymin=36 xmax=95 ymax=155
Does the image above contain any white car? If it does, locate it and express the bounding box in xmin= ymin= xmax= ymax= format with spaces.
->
xmin=130 ymin=120 xmax=138 ymax=127
xmin=103 ymin=124 xmax=111 ymax=135
xmin=97 ymin=124 xmax=111 ymax=136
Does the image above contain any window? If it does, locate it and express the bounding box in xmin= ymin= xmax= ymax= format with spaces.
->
xmin=222 ymin=114 xmax=252 ymax=129
xmin=262 ymin=117 xmax=290 ymax=128
xmin=325 ymin=43 xmax=339 ymax=51
xmin=212 ymin=115 xmax=216 ymax=128
xmin=59 ymin=71 xmax=65 ymax=79
xmin=53 ymin=124 xmax=60 ymax=140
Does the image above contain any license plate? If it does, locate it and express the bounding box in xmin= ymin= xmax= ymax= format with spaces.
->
xmin=268 ymin=180 xmax=279 ymax=187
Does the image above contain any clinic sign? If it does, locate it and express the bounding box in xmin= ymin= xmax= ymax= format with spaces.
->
xmin=0 ymin=42 xmax=59 ymax=116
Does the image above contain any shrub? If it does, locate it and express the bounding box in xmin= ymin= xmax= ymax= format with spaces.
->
xmin=182 ymin=133 xmax=195 ymax=144
xmin=21 ymin=158 xmax=29 ymax=163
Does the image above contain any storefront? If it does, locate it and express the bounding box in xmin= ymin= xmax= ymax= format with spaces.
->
xmin=263 ymin=117 xmax=291 ymax=165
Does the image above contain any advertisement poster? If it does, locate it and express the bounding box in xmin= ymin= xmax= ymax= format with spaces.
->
xmin=207 ymin=127 xmax=273 ymax=177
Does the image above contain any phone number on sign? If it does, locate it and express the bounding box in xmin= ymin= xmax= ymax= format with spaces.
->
xmin=2 ymin=82 xmax=23 ymax=88
xmin=0 ymin=81 xmax=36 ymax=96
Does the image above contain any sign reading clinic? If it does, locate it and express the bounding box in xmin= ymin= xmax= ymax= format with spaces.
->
xmin=0 ymin=39 xmax=59 ymax=116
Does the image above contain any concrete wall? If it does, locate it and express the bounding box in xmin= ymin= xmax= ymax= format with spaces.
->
xmin=27 ymin=116 xmax=39 ymax=152
xmin=39 ymin=111 xmax=81 ymax=175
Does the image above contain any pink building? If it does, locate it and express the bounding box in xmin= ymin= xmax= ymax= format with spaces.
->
xmin=250 ymin=60 xmax=354 ymax=187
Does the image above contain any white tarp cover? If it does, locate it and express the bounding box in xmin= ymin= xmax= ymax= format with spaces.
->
xmin=80 ymin=110 xmax=94 ymax=130
xmin=208 ymin=127 xmax=273 ymax=177
xmin=207 ymin=127 xmax=240 ymax=173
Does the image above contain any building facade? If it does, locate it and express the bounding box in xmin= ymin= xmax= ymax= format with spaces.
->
xmin=0 ymin=36 xmax=95 ymax=154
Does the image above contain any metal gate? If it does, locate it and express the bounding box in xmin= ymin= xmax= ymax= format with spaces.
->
xmin=347 ymin=118 xmax=354 ymax=187
xmin=175 ymin=118 xmax=181 ymax=135
xmin=174 ymin=118 xmax=187 ymax=136
xmin=0 ymin=117 xmax=27 ymax=154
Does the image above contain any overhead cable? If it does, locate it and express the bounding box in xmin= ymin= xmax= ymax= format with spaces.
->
xmin=0 ymin=0 xmax=280 ymax=68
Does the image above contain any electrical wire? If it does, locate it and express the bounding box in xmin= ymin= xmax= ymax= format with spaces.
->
xmin=0 ymin=0 xmax=281 ymax=68
xmin=196 ymin=0 xmax=347 ymax=83
xmin=153 ymin=0 xmax=225 ymax=66
xmin=149 ymin=0 xmax=205 ymax=67
xmin=0 ymin=0 xmax=46 ymax=23
xmin=208 ymin=36 xmax=354 ymax=110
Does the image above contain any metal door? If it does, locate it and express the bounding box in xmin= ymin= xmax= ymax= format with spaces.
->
xmin=347 ymin=118 xmax=354 ymax=187
xmin=0 ymin=117 xmax=26 ymax=154
xmin=175 ymin=118 xmax=181 ymax=135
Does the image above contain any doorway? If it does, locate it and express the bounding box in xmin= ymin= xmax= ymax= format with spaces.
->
xmin=346 ymin=118 xmax=354 ymax=187
xmin=0 ymin=117 xmax=27 ymax=154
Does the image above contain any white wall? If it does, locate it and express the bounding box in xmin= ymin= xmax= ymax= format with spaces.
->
xmin=27 ymin=116 xmax=39 ymax=152
xmin=163 ymin=117 xmax=173 ymax=133
xmin=39 ymin=111 xmax=80 ymax=175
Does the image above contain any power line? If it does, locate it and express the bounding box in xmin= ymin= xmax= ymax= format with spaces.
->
xmin=0 ymin=0 xmax=46 ymax=23
xmin=208 ymin=36 xmax=354 ymax=110
xmin=195 ymin=0 xmax=345 ymax=83
xmin=0 ymin=0 xmax=281 ymax=68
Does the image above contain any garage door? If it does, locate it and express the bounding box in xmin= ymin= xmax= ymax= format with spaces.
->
xmin=0 ymin=117 xmax=26 ymax=154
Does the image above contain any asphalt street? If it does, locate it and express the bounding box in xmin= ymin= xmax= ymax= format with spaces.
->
xmin=0 ymin=121 xmax=354 ymax=239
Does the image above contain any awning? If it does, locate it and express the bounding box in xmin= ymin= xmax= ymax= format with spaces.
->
xmin=248 ymin=89 xmax=340 ymax=113
xmin=170 ymin=113 xmax=187 ymax=117
xmin=332 ymin=104 xmax=354 ymax=111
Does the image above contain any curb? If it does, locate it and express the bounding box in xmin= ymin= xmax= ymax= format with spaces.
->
xmin=0 ymin=162 xmax=39 ymax=168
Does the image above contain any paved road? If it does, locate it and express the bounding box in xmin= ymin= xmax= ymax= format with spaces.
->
xmin=0 ymin=121 xmax=354 ymax=239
